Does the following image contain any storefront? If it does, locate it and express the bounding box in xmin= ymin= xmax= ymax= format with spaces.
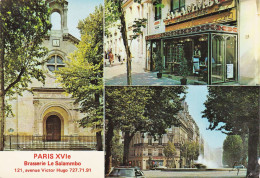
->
xmin=146 ymin=24 xmax=238 ymax=85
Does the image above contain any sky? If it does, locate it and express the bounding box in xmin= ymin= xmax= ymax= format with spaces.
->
xmin=185 ymin=86 xmax=227 ymax=149
xmin=51 ymin=0 xmax=103 ymax=40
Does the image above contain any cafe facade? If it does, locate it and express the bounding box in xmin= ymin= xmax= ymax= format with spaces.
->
xmin=145 ymin=0 xmax=239 ymax=84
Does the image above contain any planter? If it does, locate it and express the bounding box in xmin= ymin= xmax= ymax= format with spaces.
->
xmin=157 ymin=72 xmax=162 ymax=78
xmin=180 ymin=78 xmax=187 ymax=85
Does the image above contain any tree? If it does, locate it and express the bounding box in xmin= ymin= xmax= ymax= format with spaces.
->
xmin=0 ymin=0 xmax=51 ymax=150
xmin=164 ymin=141 xmax=176 ymax=167
xmin=223 ymin=135 xmax=243 ymax=167
xmin=56 ymin=5 xmax=103 ymax=151
xmin=105 ymin=0 xmax=161 ymax=85
xmin=105 ymin=86 xmax=186 ymax=173
xmin=111 ymin=130 xmax=124 ymax=167
xmin=202 ymin=86 xmax=259 ymax=177
xmin=181 ymin=141 xmax=200 ymax=167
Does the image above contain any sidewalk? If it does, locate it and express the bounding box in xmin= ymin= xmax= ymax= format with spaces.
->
xmin=104 ymin=59 xmax=180 ymax=86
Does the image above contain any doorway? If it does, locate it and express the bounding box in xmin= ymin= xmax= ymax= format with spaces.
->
xmin=46 ymin=115 xmax=61 ymax=141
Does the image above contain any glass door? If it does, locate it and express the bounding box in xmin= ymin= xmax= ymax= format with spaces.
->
xmin=212 ymin=35 xmax=225 ymax=83
xmin=225 ymin=35 xmax=237 ymax=81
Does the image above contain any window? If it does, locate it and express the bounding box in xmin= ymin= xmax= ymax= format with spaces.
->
xmin=158 ymin=137 xmax=162 ymax=145
xmin=46 ymin=55 xmax=65 ymax=72
xmin=171 ymin=0 xmax=185 ymax=13
xmin=154 ymin=0 xmax=162 ymax=21
xmin=158 ymin=149 xmax=163 ymax=156
xmin=148 ymin=149 xmax=152 ymax=156
xmin=148 ymin=137 xmax=152 ymax=145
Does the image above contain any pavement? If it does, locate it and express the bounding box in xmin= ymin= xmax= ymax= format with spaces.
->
xmin=104 ymin=59 xmax=181 ymax=86
xmin=142 ymin=170 xmax=247 ymax=178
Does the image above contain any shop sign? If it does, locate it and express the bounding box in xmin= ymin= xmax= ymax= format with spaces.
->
xmin=166 ymin=9 xmax=236 ymax=32
xmin=152 ymin=157 xmax=163 ymax=160
xmin=154 ymin=20 xmax=160 ymax=29
xmin=146 ymin=23 xmax=237 ymax=41
xmin=164 ymin=0 xmax=235 ymax=26
xmin=227 ymin=64 xmax=234 ymax=78
xmin=145 ymin=33 xmax=162 ymax=40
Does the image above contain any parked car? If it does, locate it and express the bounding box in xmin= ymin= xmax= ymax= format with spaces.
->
xmin=234 ymin=165 xmax=245 ymax=169
xmin=106 ymin=167 xmax=145 ymax=178
xmin=151 ymin=166 xmax=167 ymax=170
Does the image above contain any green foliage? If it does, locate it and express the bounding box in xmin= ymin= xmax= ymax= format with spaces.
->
xmin=56 ymin=5 xmax=103 ymax=131
xmin=111 ymin=130 xmax=124 ymax=166
xmin=181 ymin=141 xmax=200 ymax=166
xmin=106 ymin=87 xmax=151 ymax=134
xmin=145 ymin=87 xmax=186 ymax=136
xmin=154 ymin=51 xmax=163 ymax=72
xmin=106 ymin=86 xmax=186 ymax=136
xmin=223 ymin=135 xmax=243 ymax=167
xmin=164 ymin=141 xmax=176 ymax=160
xmin=105 ymin=0 xmax=147 ymax=39
xmin=202 ymin=87 xmax=259 ymax=176
xmin=0 ymin=0 xmax=51 ymax=118
xmin=1 ymin=0 xmax=51 ymax=96
xmin=179 ymin=58 xmax=189 ymax=78
xmin=202 ymin=87 xmax=259 ymax=134
xmin=105 ymin=86 xmax=186 ymax=165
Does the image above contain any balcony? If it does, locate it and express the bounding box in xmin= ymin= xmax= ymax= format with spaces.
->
xmin=4 ymin=135 xmax=96 ymax=151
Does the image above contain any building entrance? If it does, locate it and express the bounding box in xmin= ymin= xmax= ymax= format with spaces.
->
xmin=46 ymin=115 xmax=61 ymax=141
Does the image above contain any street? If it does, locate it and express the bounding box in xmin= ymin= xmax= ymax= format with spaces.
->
xmin=142 ymin=170 xmax=247 ymax=178
xmin=104 ymin=59 xmax=180 ymax=86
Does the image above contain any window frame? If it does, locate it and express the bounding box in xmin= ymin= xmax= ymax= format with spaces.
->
xmin=46 ymin=54 xmax=65 ymax=73
xmin=171 ymin=0 xmax=185 ymax=13
xmin=154 ymin=0 xmax=162 ymax=21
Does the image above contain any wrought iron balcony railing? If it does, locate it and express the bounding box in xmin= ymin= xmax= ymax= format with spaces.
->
xmin=4 ymin=135 xmax=96 ymax=151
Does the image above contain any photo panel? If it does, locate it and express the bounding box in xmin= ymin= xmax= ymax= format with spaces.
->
xmin=105 ymin=86 xmax=260 ymax=178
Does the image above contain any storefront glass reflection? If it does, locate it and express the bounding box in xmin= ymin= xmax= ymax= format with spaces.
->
xmin=225 ymin=36 xmax=237 ymax=82
xmin=212 ymin=35 xmax=225 ymax=83
xmin=146 ymin=32 xmax=237 ymax=85
xmin=163 ymin=34 xmax=209 ymax=84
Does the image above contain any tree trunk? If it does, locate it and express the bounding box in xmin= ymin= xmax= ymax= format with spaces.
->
xmin=241 ymin=132 xmax=248 ymax=167
xmin=122 ymin=131 xmax=134 ymax=165
xmin=246 ymin=125 xmax=259 ymax=178
xmin=95 ymin=93 xmax=103 ymax=151
xmin=105 ymin=118 xmax=114 ymax=175
xmin=0 ymin=0 xmax=5 ymax=151
xmin=96 ymin=131 xmax=102 ymax=151
xmin=118 ymin=1 xmax=132 ymax=85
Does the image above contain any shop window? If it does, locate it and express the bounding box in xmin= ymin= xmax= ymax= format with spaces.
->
xmin=171 ymin=0 xmax=185 ymax=13
xmin=154 ymin=0 xmax=162 ymax=21
xmin=46 ymin=55 xmax=65 ymax=72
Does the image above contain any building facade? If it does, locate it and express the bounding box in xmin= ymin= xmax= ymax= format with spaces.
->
xmin=128 ymin=101 xmax=202 ymax=170
xmin=4 ymin=0 xmax=96 ymax=151
xmin=107 ymin=0 xmax=259 ymax=85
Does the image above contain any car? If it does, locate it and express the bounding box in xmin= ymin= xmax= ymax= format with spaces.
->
xmin=106 ymin=167 xmax=145 ymax=178
xmin=234 ymin=165 xmax=245 ymax=169
xmin=151 ymin=166 xmax=167 ymax=170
